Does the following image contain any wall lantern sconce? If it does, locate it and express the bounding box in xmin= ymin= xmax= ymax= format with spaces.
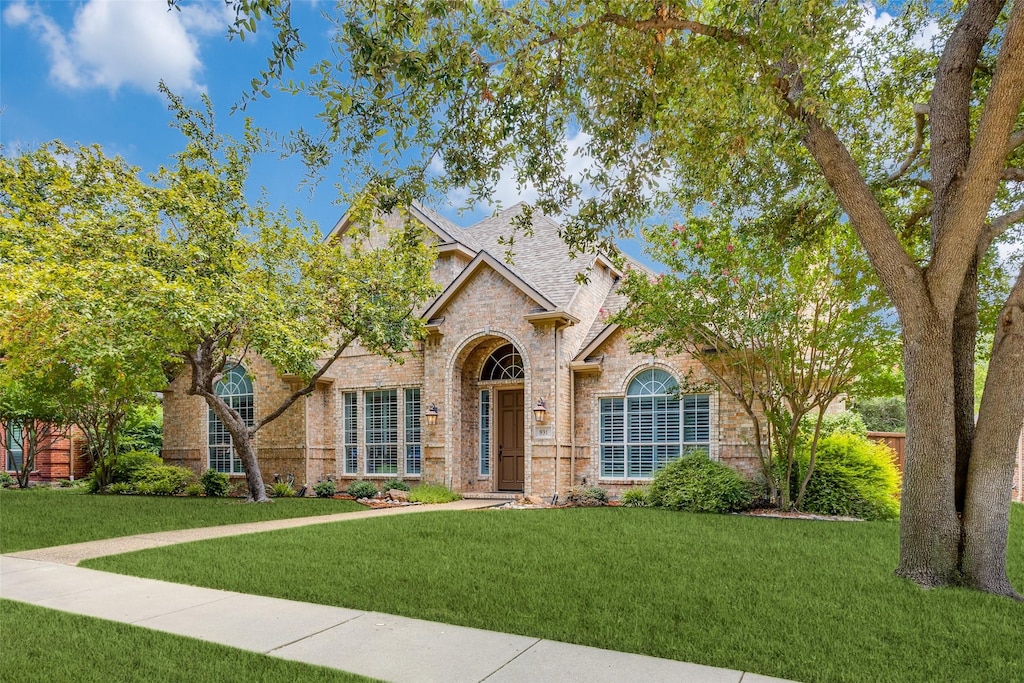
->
xmin=533 ymin=398 xmax=548 ymax=423
xmin=424 ymin=403 xmax=439 ymax=426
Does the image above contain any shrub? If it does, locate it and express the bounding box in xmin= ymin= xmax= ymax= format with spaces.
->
xmin=649 ymin=452 xmax=753 ymax=513
xmin=57 ymin=479 xmax=74 ymax=488
xmin=0 ymin=471 xmax=14 ymax=488
xmin=110 ymin=451 xmax=164 ymax=484
xmin=620 ymin=486 xmax=649 ymax=507
xmin=130 ymin=465 xmax=195 ymax=496
xmin=269 ymin=482 xmax=295 ymax=498
xmin=313 ymin=479 xmax=337 ymax=498
xmin=382 ymin=478 xmax=410 ymax=492
xmin=796 ymin=432 xmax=900 ymax=520
xmin=407 ymin=482 xmax=461 ymax=504
xmin=568 ymin=486 xmax=609 ymax=507
xmin=346 ymin=480 xmax=379 ymax=499
xmin=800 ymin=410 xmax=868 ymax=440
xmin=106 ymin=482 xmax=134 ymax=495
xmin=185 ymin=483 xmax=205 ymax=497
xmin=200 ymin=469 xmax=231 ymax=497
xmin=850 ymin=396 xmax=906 ymax=433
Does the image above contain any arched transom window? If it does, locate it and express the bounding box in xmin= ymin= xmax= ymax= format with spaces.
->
xmin=208 ymin=363 xmax=254 ymax=474
xmin=600 ymin=368 xmax=710 ymax=478
xmin=480 ymin=343 xmax=524 ymax=381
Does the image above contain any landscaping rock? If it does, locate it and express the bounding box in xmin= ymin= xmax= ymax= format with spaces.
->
xmin=387 ymin=488 xmax=409 ymax=502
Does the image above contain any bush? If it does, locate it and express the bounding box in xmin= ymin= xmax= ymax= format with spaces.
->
xmin=346 ymin=480 xmax=379 ymax=499
xmin=796 ymin=432 xmax=900 ymax=520
xmin=800 ymin=411 xmax=868 ymax=440
xmin=0 ymin=471 xmax=14 ymax=488
xmin=185 ymin=483 xmax=205 ymax=497
xmin=649 ymin=452 xmax=753 ymax=513
xmin=200 ymin=469 xmax=231 ymax=497
xmin=620 ymin=486 xmax=649 ymax=507
xmin=407 ymin=482 xmax=461 ymax=504
xmin=313 ymin=479 xmax=337 ymax=498
xmin=382 ymin=478 xmax=410 ymax=492
xmin=568 ymin=486 xmax=609 ymax=507
xmin=57 ymin=479 xmax=74 ymax=488
xmin=131 ymin=465 xmax=195 ymax=496
xmin=850 ymin=396 xmax=906 ymax=433
xmin=110 ymin=451 xmax=164 ymax=484
xmin=269 ymin=482 xmax=295 ymax=498
xmin=106 ymin=482 xmax=134 ymax=495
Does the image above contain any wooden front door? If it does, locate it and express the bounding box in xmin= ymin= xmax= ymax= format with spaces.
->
xmin=496 ymin=389 xmax=525 ymax=491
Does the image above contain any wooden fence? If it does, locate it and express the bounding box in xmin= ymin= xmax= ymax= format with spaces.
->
xmin=867 ymin=431 xmax=906 ymax=472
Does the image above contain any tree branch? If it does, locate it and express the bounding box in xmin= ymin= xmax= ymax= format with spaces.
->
xmin=888 ymin=103 xmax=930 ymax=183
xmin=1001 ymin=167 xmax=1024 ymax=182
xmin=1008 ymin=129 xmax=1024 ymax=155
xmin=979 ymin=206 xmax=1024 ymax=256
xmin=251 ymin=335 xmax=355 ymax=433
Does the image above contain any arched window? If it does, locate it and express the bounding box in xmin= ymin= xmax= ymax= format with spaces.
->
xmin=600 ymin=369 xmax=710 ymax=478
xmin=208 ymin=363 xmax=253 ymax=474
xmin=480 ymin=343 xmax=524 ymax=381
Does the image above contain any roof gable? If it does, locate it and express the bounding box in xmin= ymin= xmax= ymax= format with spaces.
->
xmin=422 ymin=250 xmax=555 ymax=320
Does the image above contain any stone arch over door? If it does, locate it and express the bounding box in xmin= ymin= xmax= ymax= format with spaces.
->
xmin=445 ymin=330 xmax=534 ymax=493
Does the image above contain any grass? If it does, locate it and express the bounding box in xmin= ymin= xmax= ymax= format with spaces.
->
xmin=85 ymin=504 xmax=1024 ymax=683
xmin=0 ymin=599 xmax=378 ymax=683
xmin=407 ymin=482 xmax=462 ymax=503
xmin=0 ymin=487 xmax=364 ymax=553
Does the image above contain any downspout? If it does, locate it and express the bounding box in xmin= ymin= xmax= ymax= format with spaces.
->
xmin=570 ymin=360 xmax=576 ymax=490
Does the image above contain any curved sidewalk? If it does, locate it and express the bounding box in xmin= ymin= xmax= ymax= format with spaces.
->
xmin=1 ymin=502 xmax=797 ymax=683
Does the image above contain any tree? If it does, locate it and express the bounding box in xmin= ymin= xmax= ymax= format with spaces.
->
xmin=154 ymin=91 xmax=439 ymax=502
xmin=0 ymin=143 xmax=172 ymax=487
xmin=0 ymin=377 xmax=64 ymax=488
xmin=616 ymin=214 xmax=899 ymax=510
xmin=217 ymin=0 xmax=1024 ymax=595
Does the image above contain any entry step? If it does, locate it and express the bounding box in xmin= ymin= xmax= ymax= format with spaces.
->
xmin=460 ymin=492 xmax=521 ymax=500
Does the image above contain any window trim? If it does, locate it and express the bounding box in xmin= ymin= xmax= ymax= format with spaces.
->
xmin=207 ymin=363 xmax=253 ymax=475
xmin=404 ymin=388 xmax=422 ymax=477
xmin=480 ymin=389 xmax=491 ymax=475
xmin=5 ymin=423 xmax=25 ymax=472
xmin=343 ymin=391 xmax=359 ymax=475
xmin=364 ymin=388 xmax=399 ymax=475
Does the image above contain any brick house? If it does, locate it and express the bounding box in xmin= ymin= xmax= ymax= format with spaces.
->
xmin=162 ymin=203 xmax=1024 ymax=501
xmin=0 ymin=422 xmax=90 ymax=483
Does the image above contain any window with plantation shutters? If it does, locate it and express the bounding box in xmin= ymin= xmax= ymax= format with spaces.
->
xmin=600 ymin=369 xmax=710 ymax=479
xmin=365 ymin=389 xmax=398 ymax=474
xmin=405 ymin=388 xmax=422 ymax=475
xmin=208 ymin=364 xmax=253 ymax=474
xmin=343 ymin=392 xmax=358 ymax=474
xmin=480 ymin=390 xmax=491 ymax=475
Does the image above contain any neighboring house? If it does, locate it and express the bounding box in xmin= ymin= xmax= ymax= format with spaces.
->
xmin=0 ymin=422 xmax=89 ymax=482
xmin=160 ymin=203 xmax=1024 ymax=501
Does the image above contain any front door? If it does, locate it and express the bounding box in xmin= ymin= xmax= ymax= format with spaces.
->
xmin=496 ymin=389 xmax=525 ymax=491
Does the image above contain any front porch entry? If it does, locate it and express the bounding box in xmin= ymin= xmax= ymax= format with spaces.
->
xmin=496 ymin=388 xmax=525 ymax=492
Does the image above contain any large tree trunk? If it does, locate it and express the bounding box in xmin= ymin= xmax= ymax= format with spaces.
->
xmin=895 ymin=318 xmax=961 ymax=587
xmin=952 ymin=258 xmax=979 ymax=513
xmin=960 ymin=280 xmax=1024 ymax=598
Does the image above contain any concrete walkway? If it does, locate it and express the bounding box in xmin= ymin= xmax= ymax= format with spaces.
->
xmin=1 ymin=501 xmax=797 ymax=683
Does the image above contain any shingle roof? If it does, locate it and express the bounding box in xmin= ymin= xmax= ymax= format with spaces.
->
xmin=451 ymin=203 xmax=592 ymax=307
xmin=577 ymin=255 xmax=651 ymax=353
xmin=412 ymin=202 xmax=481 ymax=251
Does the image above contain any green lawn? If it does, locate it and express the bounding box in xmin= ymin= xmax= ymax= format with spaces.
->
xmin=84 ymin=505 xmax=1024 ymax=683
xmin=0 ymin=487 xmax=364 ymax=553
xmin=0 ymin=599 xmax=378 ymax=683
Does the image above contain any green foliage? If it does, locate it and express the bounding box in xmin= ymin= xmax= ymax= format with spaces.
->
xmin=0 ymin=471 xmax=15 ymax=488
xmin=346 ymin=480 xmax=379 ymax=499
xmin=131 ymin=465 xmax=196 ymax=496
xmin=568 ymin=486 xmax=609 ymax=507
xmin=851 ymin=397 xmax=906 ymax=433
xmin=313 ymin=479 xmax=337 ymax=498
xmin=185 ymin=483 xmax=205 ymax=497
xmin=381 ymin=478 xmax=410 ymax=492
xmin=118 ymin=405 xmax=163 ymax=455
xmin=406 ymin=483 xmax=461 ymax=504
xmin=796 ymin=433 xmax=901 ymax=521
xmin=57 ymin=479 xmax=74 ymax=488
xmin=106 ymin=483 xmax=134 ymax=495
xmin=109 ymin=451 xmax=164 ymax=484
xmin=200 ymin=469 xmax=231 ymax=497
xmin=269 ymin=482 xmax=296 ymax=498
xmin=801 ymin=411 xmax=869 ymax=440
xmin=649 ymin=453 xmax=753 ymax=514
xmin=620 ymin=486 xmax=650 ymax=508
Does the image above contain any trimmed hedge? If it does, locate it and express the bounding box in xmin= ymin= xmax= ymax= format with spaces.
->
xmin=796 ymin=432 xmax=900 ymax=520
xmin=649 ymin=453 xmax=753 ymax=513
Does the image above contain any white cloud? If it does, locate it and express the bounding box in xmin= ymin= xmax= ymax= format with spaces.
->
xmin=3 ymin=0 xmax=231 ymax=95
